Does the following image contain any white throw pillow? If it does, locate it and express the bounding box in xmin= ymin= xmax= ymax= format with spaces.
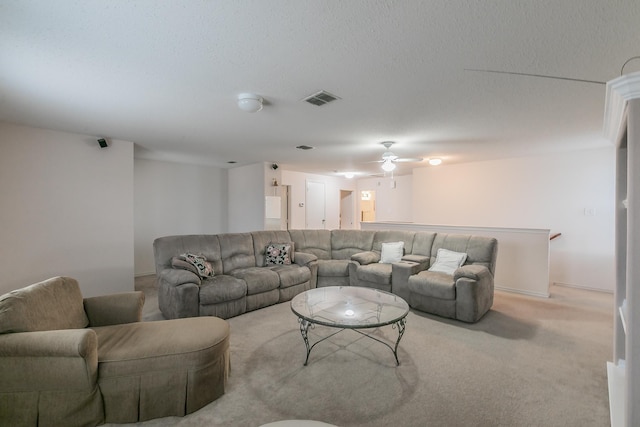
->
xmin=379 ymin=241 xmax=404 ymax=263
xmin=428 ymin=248 xmax=468 ymax=275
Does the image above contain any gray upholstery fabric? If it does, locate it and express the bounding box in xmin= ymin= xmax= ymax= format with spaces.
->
xmin=317 ymin=259 xmax=353 ymax=277
xmin=229 ymin=267 xmax=280 ymax=295
xmin=370 ymin=230 xmax=416 ymax=253
xmin=411 ymin=231 xmax=437 ymax=257
xmin=153 ymin=229 xmax=497 ymax=323
xmin=408 ymin=271 xmax=456 ymax=300
xmin=218 ymin=232 xmax=256 ymax=272
xmin=330 ymin=230 xmax=376 ymax=259
xmin=289 ymin=229 xmax=332 ymax=259
xmin=153 ymin=235 xmax=223 ymax=276
xmin=199 ymin=276 xmax=247 ymax=304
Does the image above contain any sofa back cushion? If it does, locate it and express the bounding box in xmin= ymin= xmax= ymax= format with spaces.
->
xmin=218 ymin=233 xmax=257 ymax=273
xmin=411 ymin=231 xmax=437 ymax=257
xmin=371 ymin=230 xmax=415 ymax=254
xmin=431 ymin=234 xmax=498 ymax=275
xmin=251 ymin=230 xmax=295 ymax=266
xmin=153 ymin=235 xmax=223 ymax=276
xmin=0 ymin=276 xmax=89 ymax=333
xmin=289 ymin=230 xmax=332 ymax=260
xmin=331 ymin=230 xmax=376 ymax=259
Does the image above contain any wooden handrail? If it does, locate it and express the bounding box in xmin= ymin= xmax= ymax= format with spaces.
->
xmin=550 ymin=233 xmax=562 ymax=241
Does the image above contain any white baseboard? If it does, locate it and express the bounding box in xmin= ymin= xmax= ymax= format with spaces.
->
xmin=553 ymin=281 xmax=613 ymax=294
xmin=494 ymin=286 xmax=550 ymax=298
xmin=135 ymin=271 xmax=156 ymax=278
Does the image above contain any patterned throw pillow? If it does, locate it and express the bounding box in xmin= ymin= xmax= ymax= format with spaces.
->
xmin=265 ymin=243 xmax=292 ymax=266
xmin=178 ymin=253 xmax=214 ymax=278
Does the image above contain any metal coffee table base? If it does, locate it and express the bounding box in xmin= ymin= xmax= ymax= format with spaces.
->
xmin=297 ymin=317 xmax=407 ymax=366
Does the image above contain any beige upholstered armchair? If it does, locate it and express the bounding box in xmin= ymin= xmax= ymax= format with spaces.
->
xmin=0 ymin=276 xmax=230 ymax=426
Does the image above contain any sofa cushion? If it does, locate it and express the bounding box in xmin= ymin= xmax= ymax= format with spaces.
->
xmin=408 ymin=271 xmax=456 ymax=300
xmin=199 ymin=276 xmax=247 ymax=305
xmin=229 ymin=267 xmax=280 ymax=295
xmin=330 ymin=230 xmax=376 ymax=259
xmin=270 ymin=265 xmax=311 ymax=288
xmin=288 ymin=230 xmax=332 ymax=260
xmin=428 ymin=248 xmax=467 ymax=275
xmin=356 ymin=263 xmax=392 ymax=285
xmin=317 ymin=259 xmax=352 ymax=277
xmin=0 ymin=276 xmax=89 ymax=334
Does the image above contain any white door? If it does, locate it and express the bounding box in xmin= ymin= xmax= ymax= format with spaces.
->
xmin=306 ymin=180 xmax=326 ymax=229
xmin=340 ymin=190 xmax=354 ymax=229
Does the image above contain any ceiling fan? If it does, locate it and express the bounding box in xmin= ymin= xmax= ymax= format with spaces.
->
xmin=377 ymin=141 xmax=423 ymax=172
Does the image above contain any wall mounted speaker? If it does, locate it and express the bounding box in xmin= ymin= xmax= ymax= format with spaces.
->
xmin=97 ymin=138 xmax=108 ymax=148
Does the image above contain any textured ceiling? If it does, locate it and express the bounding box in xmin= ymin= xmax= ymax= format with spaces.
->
xmin=1 ymin=1 xmax=640 ymax=177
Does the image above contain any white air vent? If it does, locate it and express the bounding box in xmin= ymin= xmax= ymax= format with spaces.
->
xmin=303 ymin=90 xmax=340 ymax=106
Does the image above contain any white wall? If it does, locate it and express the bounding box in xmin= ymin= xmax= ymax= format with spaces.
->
xmin=281 ymin=170 xmax=357 ymax=230
xmin=134 ymin=158 xmax=227 ymax=275
xmin=357 ymin=174 xmax=413 ymax=225
xmin=0 ymin=122 xmax=134 ymax=297
xmin=228 ymin=163 xmax=266 ymax=232
xmin=412 ymin=148 xmax=616 ymax=291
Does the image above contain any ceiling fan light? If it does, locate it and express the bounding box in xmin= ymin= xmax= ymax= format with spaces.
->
xmin=428 ymin=158 xmax=442 ymax=166
xmin=237 ymin=93 xmax=263 ymax=112
xmin=381 ymin=159 xmax=396 ymax=172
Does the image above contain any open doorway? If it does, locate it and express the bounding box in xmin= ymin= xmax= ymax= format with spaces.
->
xmin=360 ymin=190 xmax=375 ymax=223
xmin=339 ymin=190 xmax=354 ymax=229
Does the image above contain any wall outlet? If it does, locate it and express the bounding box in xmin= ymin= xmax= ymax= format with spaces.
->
xmin=584 ymin=207 xmax=596 ymax=216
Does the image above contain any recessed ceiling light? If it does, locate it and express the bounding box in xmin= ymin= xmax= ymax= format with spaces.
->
xmin=428 ymin=158 xmax=442 ymax=166
xmin=344 ymin=173 xmax=355 ymax=179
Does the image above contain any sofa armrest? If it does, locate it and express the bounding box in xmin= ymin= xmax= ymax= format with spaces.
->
xmin=351 ymin=251 xmax=380 ymax=265
xmin=158 ymin=268 xmax=201 ymax=286
xmin=454 ymin=265 xmax=494 ymax=322
xmin=454 ymin=264 xmax=491 ymax=282
xmin=294 ymin=251 xmax=318 ymax=266
xmin=84 ymin=291 xmax=145 ymax=327
xmin=0 ymin=329 xmax=98 ymax=392
xmin=391 ymin=260 xmax=428 ymax=302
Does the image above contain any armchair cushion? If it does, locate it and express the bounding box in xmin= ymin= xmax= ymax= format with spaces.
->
xmin=0 ymin=276 xmax=88 ymax=334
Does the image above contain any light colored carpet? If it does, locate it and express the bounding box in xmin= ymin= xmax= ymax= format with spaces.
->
xmin=115 ymin=277 xmax=613 ymax=427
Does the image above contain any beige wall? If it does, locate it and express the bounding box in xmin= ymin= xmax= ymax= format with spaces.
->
xmin=412 ymin=148 xmax=615 ymax=291
xmin=0 ymin=122 xmax=134 ymax=296
xmin=134 ymin=158 xmax=227 ymax=275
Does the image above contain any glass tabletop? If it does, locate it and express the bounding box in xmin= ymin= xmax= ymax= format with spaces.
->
xmin=290 ymin=286 xmax=409 ymax=328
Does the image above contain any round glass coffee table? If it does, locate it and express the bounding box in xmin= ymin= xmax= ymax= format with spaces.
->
xmin=290 ymin=286 xmax=409 ymax=366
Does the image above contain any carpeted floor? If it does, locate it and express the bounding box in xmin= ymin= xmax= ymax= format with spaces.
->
xmin=115 ymin=276 xmax=613 ymax=427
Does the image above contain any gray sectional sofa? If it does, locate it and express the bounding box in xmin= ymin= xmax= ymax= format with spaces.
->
xmin=153 ymin=229 xmax=498 ymax=323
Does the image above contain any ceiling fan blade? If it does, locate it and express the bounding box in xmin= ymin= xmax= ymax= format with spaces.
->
xmin=464 ymin=68 xmax=606 ymax=85
xmin=394 ymin=158 xmax=423 ymax=163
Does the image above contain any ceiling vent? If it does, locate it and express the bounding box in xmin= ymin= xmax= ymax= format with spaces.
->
xmin=303 ymin=90 xmax=340 ymax=106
